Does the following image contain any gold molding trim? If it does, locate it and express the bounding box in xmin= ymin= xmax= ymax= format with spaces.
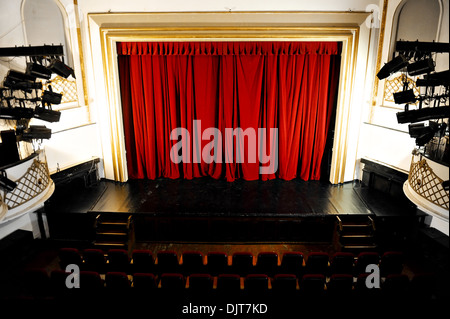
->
xmin=90 ymin=12 xmax=366 ymax=183
xmin=369 ymin=0 xmax=388 ymax=122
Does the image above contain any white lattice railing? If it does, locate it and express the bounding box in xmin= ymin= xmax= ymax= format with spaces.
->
xmin=408 ymin=156 xmax=449 ymax=211
xmin=4 ymin=159 xmax=51 ymax=210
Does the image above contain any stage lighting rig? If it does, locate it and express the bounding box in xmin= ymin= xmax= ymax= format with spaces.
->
xmin=377 ymin=55 xmax=409 ymax=80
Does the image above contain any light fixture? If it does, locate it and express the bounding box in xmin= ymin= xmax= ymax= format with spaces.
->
xmin=3 ymin=70 xmax=42 ymax=93
xmin=22 ymin=125 xmax=52 ymax=140
xmin=393 ymin=89 xmax=416 ymax=104
xmin=377 ymin=55 xmax=409 ymax=80
xmin=408 ymin=121 xmax=445 ymax=146
xmin=397 ymin=106 xmax=450 ymax=124
xmin=26 ymin=62 xmax=52 ymax=80
xmin=41 ymin=90 xmax=62 ymax=105
xmin=34 ymin=106 xmax=61 ymax=123
xmin=407 ymin=58 xmax=435 ymax=76
xmin=49 ymin=58 xmax=75 ymax=78
xmin=0 ymin=106 xmax=34 ymax=119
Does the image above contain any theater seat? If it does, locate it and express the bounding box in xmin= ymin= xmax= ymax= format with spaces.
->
xmin=58 ymin=248 xmax=83 ymax=270
xmin=272 ymin=274 xmax=298 ymax=295
xmin=280 ymin=252 xmax=304 ymax=277
xmin=330 ymin=252 xmax=355 ymax=275
xmin=160 ymin=273 xmax=185 ymax=292
xmin=207 ymin=252 xmax=228 ymax=275
xmin=245 ymin=274 xmax=270 ymax=298
xmin=80 ymin=271 xmax=104 ymax=290
xmin=105 ymin=271 xmax=130 ymax=290
xmin=182 ymin=251 xmax=205 ymax=275
xmin=188 ymin=274 xmax=214 ymax=298
xmin=108 ymin=249 xmax=130 ymax=273
xmin=217 ymin=274 xmax=241 ymax=297
xmin=83 ymin=249 xmax=106 ymax=273
xmin=300 ymin=274 xmax=326 ymax=298
xmin=157 ymin=251 xmax=180 ymax=274
xmin=355 ymin=252 xmax=380 ymax=275
xmin=131 ymin=250 xmax=154 ymax=273
xmin=327 ymin=274 xmax=354 ymax=300
xmin=232 ymin=252 xmax=254 ymax=276
xmin=256 ymin=252 xmax=279 ymax=277
xmin=132 ymin=273 xmax=157 ymax=290
xmin=305 ymin=252 xmax=329 ymax=275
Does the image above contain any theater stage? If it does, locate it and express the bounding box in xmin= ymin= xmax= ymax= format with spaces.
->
xmin=44 ymin=177 xmax=423 ymax=244
xmin=89 ymin=178 xmax=371 ymax=217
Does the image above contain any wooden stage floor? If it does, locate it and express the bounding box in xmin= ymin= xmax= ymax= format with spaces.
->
xmin=83 ymin=178 xmax=372 ymax=217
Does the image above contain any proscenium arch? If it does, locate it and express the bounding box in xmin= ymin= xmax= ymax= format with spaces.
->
xmin=88 ymin=12 xmax=371 ymax=184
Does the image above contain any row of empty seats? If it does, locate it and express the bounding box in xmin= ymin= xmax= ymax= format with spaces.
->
xmin=58 ymin=248 xmax=405 ymax=278
xmin=21 ymin=268 xmax=437 ymax=303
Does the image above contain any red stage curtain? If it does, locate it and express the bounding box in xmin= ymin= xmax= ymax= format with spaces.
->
xmin=117 ymin=41 xmax=341 ymax=181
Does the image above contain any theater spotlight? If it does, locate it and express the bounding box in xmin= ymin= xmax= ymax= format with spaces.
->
xmin=377 ymin=55 xmax=409 ymax=80
xmin=407 ymin=58 xmax=435 ymax=76
xmin=397 ymin=107 xmax=450 ymax=124
xmin=393 ymin=89 xmax=416 ymax=104
xmin=0 ymin=106 xmax=34 ymax=119
xmin=41 ymin=90 xmax=62 ymax=105
xmin=0 ymin=171 xmax=17 ymax=192
xmin=26 ymin=62 xmax=52 ymax=80
xmin=49 ymin=58 xmax=75 ymax=78
xmin=34 ymin=105 xmax=61 ymax=123
xmin=22 ymin=125 xmax=52 ymax=140
xmin=3 ymin=70 xmax=42 ymax=93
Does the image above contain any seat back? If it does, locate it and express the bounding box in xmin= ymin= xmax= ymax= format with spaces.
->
xmin=108 ymin=249 xmax=130 ymax=272
xmin=83 ymin=249 xmax=106 ymax=273
xmin=160 ymin=273 xmax=185 ymax=291
xmin=327 ymin=274 xmax=354 ymax=297
xmin=355 ymin=252 xmax=380 ymax=275
xmin=58 ymin=248 xmax=82 ymax=269
xmin=207 ymin=252 xmax=228 ymax=275
xmin=305 ymin=252 xmax=329 ymax=275
xmin=280 ymin=252 xmax=304 ymax=277
xmin=132 ymin=273 xmax=157 ymax=290
xmin=272 ymin=274 xmax=297 ymax=294
xmin=188 ymin=274 xmax=213 ymax=293
xmin=80 ymin=271 xmax=104 ymax=290
xmin=232 ymin=252 xmax=254 ymax=276
xmin=217 ymin=274 xmax=241 ymax=295
xmin=157 ymin=251 xmax=180 ymax=274
xmin=182 ymin=251 xmax=205 ymax=275
xmin=105 ymin=272 xmax=130 ymax=290
xmin=245 ymin=274 xmax=269 ymax=295
xmin=300 ymin=274 xmax=325 ymax=297
xmin=256 ymin=252 xmax=278 ymax=276
xmin=132 ymin=250 xmax=154 ymax=273
xmin=330 ymin=252 xmax=355 ymax=275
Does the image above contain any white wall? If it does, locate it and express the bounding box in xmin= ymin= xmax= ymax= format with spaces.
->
xmin=0 ymin=0 xmax=102 ymax=173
